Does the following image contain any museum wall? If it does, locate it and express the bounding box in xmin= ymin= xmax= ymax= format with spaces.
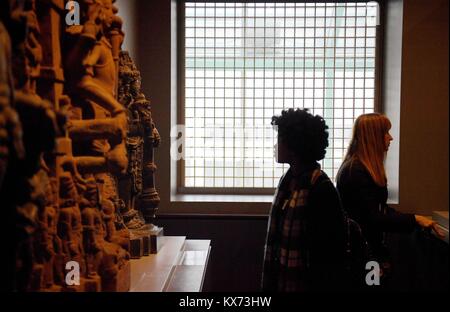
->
xmin=396 ymin=0 xmax=449 ymax=216
xmin=134 ymin=0 xmax=449 ymax=291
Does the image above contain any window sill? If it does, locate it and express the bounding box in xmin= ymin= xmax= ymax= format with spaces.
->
xmin=171 ymin=193 xmax=274 ymax=203
xmin=163 ymin=193 xmax=273 ymax=215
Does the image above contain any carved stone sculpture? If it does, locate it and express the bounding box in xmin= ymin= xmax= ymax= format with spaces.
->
xmin=118 ymin=51 xmax=161 ymax=246
xmin=0 ymin=19 xmax=25 ymax=188
xmin=62 ymin=0 xmax=131 ymax=290
xmin=1 ymin=0 xmax=60 ymax=292
xmin=58 ymin=172 xmax=86 ymax=290
xmin=1 ymin=0 xmax=159 ymax=292
xmin=64 ymin=0 xmax=127 ymax=176
xmin=79 ymin=177 xmax=102 ymax=278
xmin=32 ymin=170 xmax=63 ymax=291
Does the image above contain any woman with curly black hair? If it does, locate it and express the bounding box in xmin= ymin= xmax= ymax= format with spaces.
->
xmin=262 ymin=108 xmax=347 ymax=292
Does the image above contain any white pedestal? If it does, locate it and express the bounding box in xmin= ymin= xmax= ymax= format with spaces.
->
xmin=129 ymin=236 xmax=211 ymax=292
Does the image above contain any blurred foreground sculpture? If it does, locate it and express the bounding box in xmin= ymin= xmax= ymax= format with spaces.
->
xmin=0 ymin=0 xmax=160 ymax=292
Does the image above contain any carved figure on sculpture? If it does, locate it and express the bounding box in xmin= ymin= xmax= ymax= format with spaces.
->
xmin=26 ymin=167 xmax=63 ymax=291
xmin=118 ymin=51 xmax=160 ymax=230
xmin=58 ymin=172 xmax=86 ymax=279
xmin=0 ymin=20 xmax=25 ymax=187
xmin=79 ymin=176 xmax=130 ymax=291
xmin=64 ymin=0 xmax=127 ymax=176
xmin=96 ymin=173 xmax=130 ymax=250
xmin=79 ymin=176 xmax=103 ymax=279
xmin=0 ymin=1 xmax=60 ymax=292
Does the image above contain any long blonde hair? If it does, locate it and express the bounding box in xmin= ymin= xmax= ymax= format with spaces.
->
xmin=343 ymin=113 xmax=391 ymax=186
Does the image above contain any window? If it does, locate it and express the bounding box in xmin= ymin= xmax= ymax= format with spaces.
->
xmin=180 ymin=1 xmax=380 ymax=193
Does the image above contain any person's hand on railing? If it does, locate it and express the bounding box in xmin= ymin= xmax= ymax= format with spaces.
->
xmin=415 ymin=215 xmax=446 ymax=239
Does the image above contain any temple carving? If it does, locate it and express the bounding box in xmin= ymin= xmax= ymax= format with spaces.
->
xmin=0 ymin=0 xmax=160 ymax=292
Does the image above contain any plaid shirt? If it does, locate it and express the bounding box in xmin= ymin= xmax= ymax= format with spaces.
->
xmin=262 ymin=165 xmax=323 ymax=292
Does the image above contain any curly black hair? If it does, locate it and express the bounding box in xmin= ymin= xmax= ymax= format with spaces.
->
xmin=271 ymin=108 xmax=329 ymax=162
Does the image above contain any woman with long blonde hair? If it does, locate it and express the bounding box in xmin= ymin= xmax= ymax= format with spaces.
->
xmin=336 ymin=113 xmax=443 ymax=284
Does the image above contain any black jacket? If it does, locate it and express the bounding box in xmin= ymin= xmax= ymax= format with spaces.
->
xmin=307 ymin=172 xmax=347 ymax=289
xmin=263 ymin=165 xmax=347 ymax=291
xmin=336 ymin=159 xmax=417 ymax=261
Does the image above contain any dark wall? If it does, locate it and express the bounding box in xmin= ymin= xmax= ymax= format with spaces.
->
xmin=156 ymin=215 xmax=449 ymax=292
xmin=386 ymin=231 xmax=449 ymax=291
xmin=156 ymin=215 xmax=268 ymax=292
xmin=398 ymin=0 xmax=449 ymax=215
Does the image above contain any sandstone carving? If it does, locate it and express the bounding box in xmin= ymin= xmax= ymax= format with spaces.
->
xmin=0 ymin=0 xmax=160 ymax=292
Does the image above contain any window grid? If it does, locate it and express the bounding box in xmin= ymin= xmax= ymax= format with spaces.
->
xmin=183 ymin=2 xmax=378 ymax=189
